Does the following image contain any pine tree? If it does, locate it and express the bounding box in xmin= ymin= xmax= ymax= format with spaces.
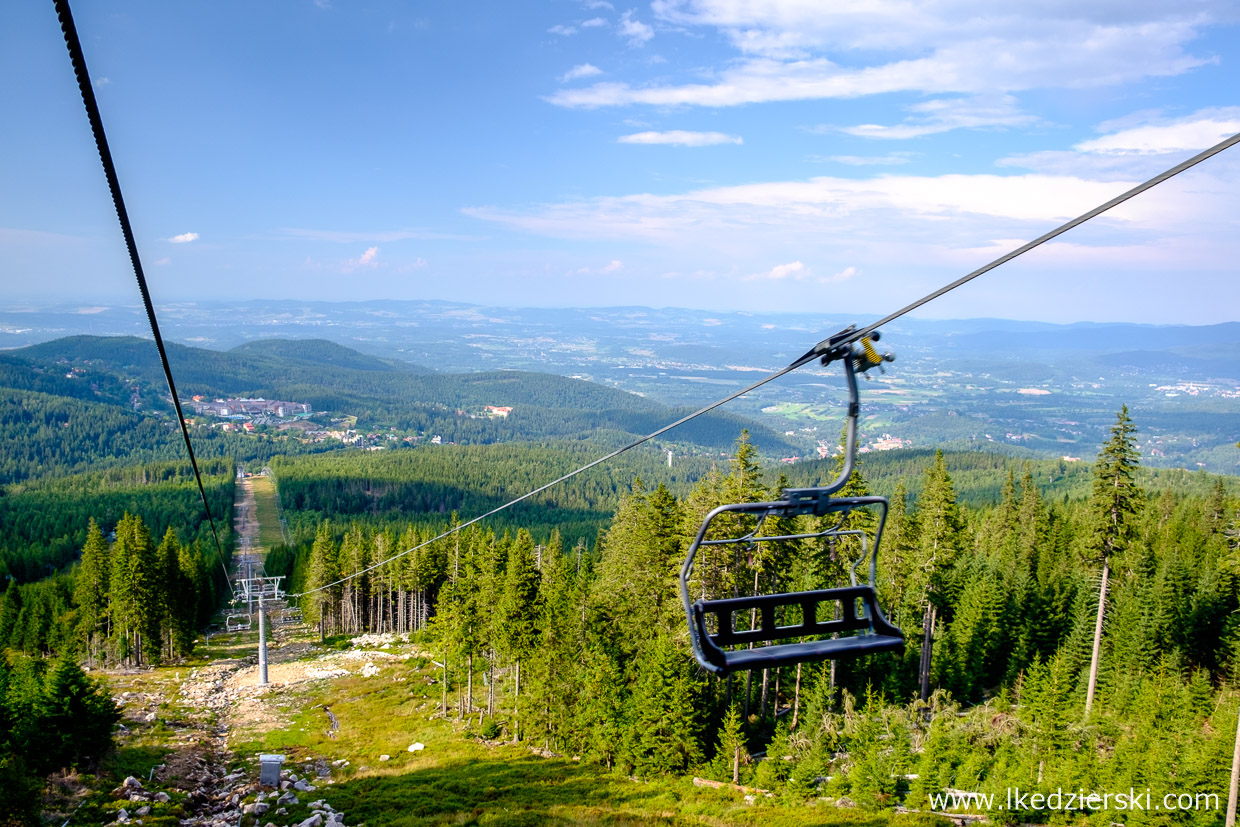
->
xmin=497 ymin=529 xmax=540 ymax=741
xmin=1085 ymin=406 xmax=1141 ymax=717
xmin=715 ymin=701 xmax=747 ymax=783
xmin=575 ymin=641 xmax=626 ymax=770
xmin=305 ymin=522 xmax=341 ymax=640
xmin=622 ymin=632 xmax=702 ymax=776
xmin=912 ymin=451 xmax=963 ymax=703
xmin=37 ymin=652 xmax=120 ymax=773
xmin=74 ymin=519 xmax=110 ymax=667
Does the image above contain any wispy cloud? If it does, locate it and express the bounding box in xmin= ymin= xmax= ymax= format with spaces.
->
xmin=169 ymin=232 xmax=199 ymax=243
xmin=581 ymin=17 xmax=607 ymax=27
xmin=274 ymin=227 xmax=475 ymax=243
xmin=560 ymin=63 xmax=604 ymax=83
xmin=154 ymin=257 xmax=171 ymax=266
xmin=548 ymin=24 xmax=577 ymax=36
xmin=618 ymin=130 xmax=742 ymax=146
xmin=93 ymin=77 xmax=111 ymax=88
xmin=1075 ymin=108 xmax=1240 ymax=155
xmin=574 ymin=259 xmax=624 ymax=275
xmin=618 ymin=10 xmax=654 ymax=47
xmin=821 ymin=265 xmax=856 ymax=283
xmin=745 ymin=261 xmax=807 ymax=281
xmin=838 ymin=95 xmax=1038 ymax=140
xmin=550 ymin=4 xmax=1212 ymax=108
xmin=816 ymin=153 xmax=914 ymax=166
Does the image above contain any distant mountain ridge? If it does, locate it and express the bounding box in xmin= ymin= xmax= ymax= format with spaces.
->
xmin=1 ymin=335 xmax=798 ymax=472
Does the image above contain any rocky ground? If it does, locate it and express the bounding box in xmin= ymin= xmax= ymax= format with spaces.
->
xmin=97 ymin=633 xmax=427 ymax=826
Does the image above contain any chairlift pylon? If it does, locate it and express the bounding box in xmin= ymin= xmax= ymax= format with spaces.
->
xmin=679 ymin=331 xmax=904 ymax=675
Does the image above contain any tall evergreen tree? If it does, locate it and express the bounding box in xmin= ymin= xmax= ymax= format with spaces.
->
xmin=497 ymin=529 xmax=540 ymax=741
xmin=912 ymin=451 xmax=963 ymax=703
xmin=305 ymin=522 xmax=341 ymax=640
xmin=73 ymin=519 xmax=110 ymax=666
xmin=1084 ymin=406 xmax=1141 ymax=716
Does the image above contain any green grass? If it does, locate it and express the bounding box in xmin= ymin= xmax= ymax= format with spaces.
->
xmin=248 ymin=474 xmax=286 ymax=549
xmin=227 ymin=652 xmax=951 ymax=827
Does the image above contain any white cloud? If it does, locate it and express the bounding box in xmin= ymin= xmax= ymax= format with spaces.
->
xmin=746 ymin=261 xmax=807 ymax=281
xmin=274 ymin=227 xmax=474 ymax=242
xmin=573 ymin=259 xmax=625 ymax=275
xmin=550 ymin=4 xmax=1215 ymax=108
xmin=618 ymin=10 xmax=654 ymax=47
xmin=343 ymin=246 xmax=380 ymax=272
xmin=618 ymin=130 xmax=742 ymax=146
xmin=584 ymin=0 xmax=614 ymax=8
xmin=581 ymin=16 xmax=607 ymax=27
xmin=560 ymin=63 xmax=604 ymax=83
xmin=821 ymin=265 xmax=856 ymax=283
xmin=93 ymin=77 xmax=111 ymax=88
xmin=838 ymin=94 xmax=1039 ymax=140
xmin=154 ymin=257 xmax=171 ymax=266
xmin=548 ymin=24 xmax=577 ymax=36
xmin=1075 ymin=108 xmax=1240 ymax=155
xmin=820 ymin=154 xmax=913 ymax=166
xmin=169 ymin=232 xmax=199 ymax=243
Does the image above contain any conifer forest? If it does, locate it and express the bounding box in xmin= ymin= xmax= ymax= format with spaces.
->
xmin=3 ymin=340 xmax=1238 ymax=826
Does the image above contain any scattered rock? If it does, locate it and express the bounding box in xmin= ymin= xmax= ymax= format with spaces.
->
xmin=298 ymin=814 xmax=324 ymax=827
xmin=379 ymin=754 xmax=391 ymax=762
xmin=294 ymin=778 xmax=314 ymax=791
xmin=154 ymin=791 xmax=170 ymax=803
xmin=117 ymin=808 xmax=130 ymax=823
xmin=361 ymin=662 xmax=381 ymax=678
xmin=122 ymin=776 xmax=143 ymax=790
xmin=277 ymin=791 xmax=298 ymax=806
xmin=408 ymin=742 xmax=424 ymax=752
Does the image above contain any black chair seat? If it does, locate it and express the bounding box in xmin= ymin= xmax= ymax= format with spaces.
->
xmin=688 ymin=585 xmax=905 ymax=674
xmin=720 ymin=634 xmax=905 ymax=671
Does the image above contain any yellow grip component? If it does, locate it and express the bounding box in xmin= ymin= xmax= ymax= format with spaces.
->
xmin=861 ymin=337 xmax=881 ymax=366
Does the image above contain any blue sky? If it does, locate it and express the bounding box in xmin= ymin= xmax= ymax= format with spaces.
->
xmin=2 ymin=0 xmax=1238 ymax=323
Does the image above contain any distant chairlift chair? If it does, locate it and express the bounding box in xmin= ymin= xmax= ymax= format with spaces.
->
xmin=679 ymin=334 xmax=905 ymax=675
xmin=280 ymin=608 xmax=303 ymax=626
xmin=226 ymin=613 xmax=252 ymax=632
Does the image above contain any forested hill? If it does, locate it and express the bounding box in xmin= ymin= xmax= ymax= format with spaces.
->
xmin=0 ymin=335 xmax=797 ymax=469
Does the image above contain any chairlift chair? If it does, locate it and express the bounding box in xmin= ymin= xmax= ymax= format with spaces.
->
xmin=280 ymin=608 xmax=302 ymax=625
xmin=679 ymin=334 xmax=904 ymax=675
xmin=225 ymin=613 xmax=252 ymax=632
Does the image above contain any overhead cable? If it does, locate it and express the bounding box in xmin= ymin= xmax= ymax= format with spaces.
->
xmin=53 ymin=0 xmax=233 ymax=595
xmin=293 ymin=128 xmax=1240 ymax=598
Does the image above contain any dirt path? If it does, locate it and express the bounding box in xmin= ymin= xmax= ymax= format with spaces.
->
xmin=232 ymin=475 xmax=261 ymax=567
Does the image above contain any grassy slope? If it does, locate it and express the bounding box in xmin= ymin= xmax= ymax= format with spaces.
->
xmin=221 ymin=637 xmax=944 ymax=827
xmin=248 ymin=474 xmax=286 ymax=549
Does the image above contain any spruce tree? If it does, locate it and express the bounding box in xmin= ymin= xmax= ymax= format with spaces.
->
xmin=37 ymin=652 xmax=120 ymax=773
xmin=74 ymin=519 xmax=110 ymax=666
xmin=912 ymin=451 xmax=963 ymax=703
xmin=497 ymin=529 xmax=540 ymax=741
xmin=1084 ymin=406 xmax=1141 ymax=716
xmin=305 ymin=522 xmax=341 ymax=640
